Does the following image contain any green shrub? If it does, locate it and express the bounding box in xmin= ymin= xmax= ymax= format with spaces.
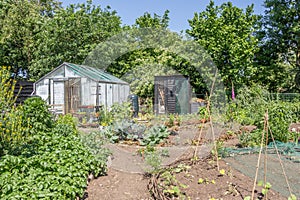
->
xmin=0 ymin=67 xmax=17 ymax=112
xmin=55 ymin=114 xmax=78 ymax=136
xmin=227 ymin=84 xmax=300 ymax=146
xmin=0 ymin=67 xmax=27 ymax=156
xmin=22 ymin=97 xmax=54 ymax=134
xmin=0 ymin=76 xmax=108 ymax=199
xmin=0 ymin=130 xmax=107 ymax=199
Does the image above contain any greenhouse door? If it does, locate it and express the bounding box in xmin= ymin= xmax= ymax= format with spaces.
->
xmin=68 ymin=78 xmax=81 ymax=114
xmin=51 ymin=79 xmax=65 ymax=114
xmin=50 ymin=78 xmax=80 ymax=115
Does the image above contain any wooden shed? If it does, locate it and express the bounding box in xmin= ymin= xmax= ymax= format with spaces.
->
xmin=34 ymin=62 xmax=130 ymax=118
xmin=154 ymin=75 xmax=192 ymax=114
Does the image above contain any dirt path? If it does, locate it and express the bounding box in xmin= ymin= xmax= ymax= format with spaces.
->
xmin=86 ymin=168 xmax=151 ymax=200
xmin=84 ymin=122 xmax=298 ymax=199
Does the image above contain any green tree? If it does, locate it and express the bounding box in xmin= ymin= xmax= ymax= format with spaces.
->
xmin=0 ymin=0 xmax=56 ymax=77
xmin=102 ymin=11 xmax=209 ymax=98
xmin=29 ymin=1 xmax=121 ymax=80
xmin=187 ymin=1 xmax=259 ymax=91
xmin=259 ymin=0 xmax=300 ymax=91
xmin=134 ymin=10 xmax=170 ymax=29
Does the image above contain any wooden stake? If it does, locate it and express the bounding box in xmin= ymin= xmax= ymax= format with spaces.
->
xmin=251 ymin=111 xmax=268 ymax=200
xmin=268 ymin=126 xmax=293 ymax=197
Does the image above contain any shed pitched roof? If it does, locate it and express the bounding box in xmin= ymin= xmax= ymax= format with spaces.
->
xmin=65 ymin=62 xmax=128 ymax=84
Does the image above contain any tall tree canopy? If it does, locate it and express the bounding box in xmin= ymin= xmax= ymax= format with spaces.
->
xmin=257 ymin=0 xmax=300 ymax=91
xmin=187 ymin=1 xmax=259 ymax=90
xmin=134 ymin=10 xmax=170 ymax=29
xmin=102 ymin=11 xmax=209 ymax=98
xmin=0 ymin=0 xmax=60 ymax=77
xmin=0 ymin=0 xmax=121 ymax=80
xmin=30 ymin=1 xmax=121 ymax=80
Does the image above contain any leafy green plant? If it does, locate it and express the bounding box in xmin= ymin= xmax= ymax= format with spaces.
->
xmin=164 ymin=114 xmax=181 ymax=127
xmin=140 ymin=125 xmax=170 ymax=146
xmin=98 ymin=102 xmax=132 ymax=126
xmin=288 ymin=194 xmax=297 ymax=200
xmin=98 ymin=107 xmax=113 ymax=126
xmin=56 ymin=114 xmax=77 ymax=129
xmin=0 ymin=105 xmax=28 ymax=156
xmin=227 ymin=84 xmax=300 ymax=147
xmin=239 ymin=129 xmax=263 ymax=147
xmin=110 ymin=102 xmax=132 ymax=120
xmin=104 ymin=120 xmax=146 ymax=143
xmin=0 ymin=80 xmax=109 ymax=199
xmin=0 ymin=129 xmax=108 ymax=199
xmin=144 ymin=148 xmax=162 ymax=173
xmin=198 ymin=105 xmax=209 ymax=122
xmin=160 ymin=168 xmax=188 ymax=199
xmin=257 ymin=180 xmax=272 ymax=197
xmin=55 ymin=114 xmax=78 ymax=136
xmin=0 ymin=67 xmax=28 ymax=156
xmin=79 ymin=131 xmax=111 ymax=165
xmin=22 ymin=97 xmax=54 ymax=134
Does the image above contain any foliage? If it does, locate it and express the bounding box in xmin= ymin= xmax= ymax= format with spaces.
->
xmin=226 ymin=85 xmax=270 ymax=126
xmin=134 ymin=10 xmax=170 ymax=29
xmin=0 ymin=0 xmax=57 ymax=77
xmin=187 ymin=0 xmax=259 ymax=90
xmin=105 ymin=120 xmax=146 ymax=143
xmin=198 ymin=105 xmax=209 ymax=122
xmin=85 ymin=11 xmax=210 ymax=99
xmin=239 ymin=129 xmax=263 ymax=147
xmin=30 ymin=1 xmax=121 ymax=80
xmin=164 ymin=113 xmax=181 ymax=128
xmin=0 ymin=130 xmax=107 ymax=199
xmin=98 ymin=102 xmax=132 ymax=126
xmin=159 ymin=167 xmax=189 ymax=199
xmin=0 ymin=105 xmax=28 ymax=156
xmin=140 ymin=125 xmax=170 ymax=146
xmin=260 ymin=0 xmax=300 ymax=91
xmin=0 ymin=67 xmax=27 ymax=155
xmin=0 ymin=69 xmax=109 ymax=199
xmin=0 ymin=0 xmax=121 ymax=80
xmin=0 ymin=67 xmax=18 ymax=111
xmin=98 ymin=107 xmax=113 ymax=127
xmin=110 ymin=102 xmax=132 ymax=121
xmin=55 ymin=114 xmax=78 ymax=136
xmin=79 ymin=131 xmax=111 ymax=167
xmin=227 ymin=85 xmax=300 ymax=146
xmin=22 ymin=97 xmax=54 ymax=134
xmin=257 ymin=180 xmax=272 ymax=196
xmin=288 ymin=194 xmax=297 ymax=200
xmin=144 ymin=148 xmax=162 ymax=173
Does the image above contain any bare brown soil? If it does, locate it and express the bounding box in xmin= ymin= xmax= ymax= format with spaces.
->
xmin=84 ymin=120 xmax=293 ymax=200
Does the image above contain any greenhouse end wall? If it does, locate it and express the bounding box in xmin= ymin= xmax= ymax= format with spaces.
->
xmin=34 ymin=63 xmax=130 ymax=125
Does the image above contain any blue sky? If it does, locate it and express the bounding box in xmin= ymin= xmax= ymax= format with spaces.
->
xmin=61 ymin=0 xmax=265 ymax=32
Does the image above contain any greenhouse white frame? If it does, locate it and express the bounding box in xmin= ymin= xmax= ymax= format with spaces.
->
xmin=34 ymin=62 xmax=130 ymax=119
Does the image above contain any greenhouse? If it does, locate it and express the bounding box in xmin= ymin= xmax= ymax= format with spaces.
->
xmin=34 ymin=62 xmax=130 ymax=120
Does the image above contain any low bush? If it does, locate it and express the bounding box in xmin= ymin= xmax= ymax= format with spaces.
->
xmin=0 ymin=130 xmax=107 ymax=199
xmin=226 ymin=84 xmax=300 ymax=146
xmin=0 ymin=68 xmax=108 ymax=199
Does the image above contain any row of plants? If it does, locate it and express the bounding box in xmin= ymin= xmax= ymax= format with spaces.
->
xmin=98 ymin=119 xmax=171 ymax=146
xmin=0 ymin=68 xmax=108 ymax=199
xmin=225 ymin=84 xmax=300 ymax=147
xmin=97 ymin=101 xmax=184 ymax=147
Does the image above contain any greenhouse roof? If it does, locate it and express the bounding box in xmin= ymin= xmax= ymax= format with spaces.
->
xmin=64 ymin=62 xmax=128 ymax=84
